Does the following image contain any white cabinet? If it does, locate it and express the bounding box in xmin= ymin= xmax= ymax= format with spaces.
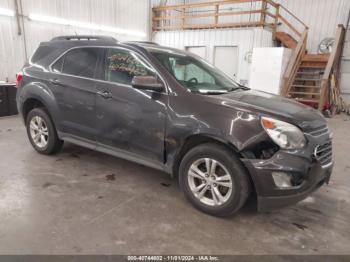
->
xmin=249 ymin=47 xmax=292 ymax=95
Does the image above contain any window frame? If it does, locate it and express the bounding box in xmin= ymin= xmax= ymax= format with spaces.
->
xmin=51 ymin=55 xmax=65 ymax=73
xmin=49 ymin=46 xmax=168 ymax=94
xmin=50 ymin=47 xmax=102 ymax=79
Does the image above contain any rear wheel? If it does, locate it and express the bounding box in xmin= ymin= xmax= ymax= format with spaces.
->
xmin=26 ymin=108 xmax=63 ymax=154
xmin=179 ymin=143 xmax=250 ymax=217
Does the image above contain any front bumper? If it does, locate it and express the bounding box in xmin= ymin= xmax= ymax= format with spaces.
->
xmin=257 ymin=161 xmax=332 ymax=211
xmin=241 ymin=129 xmax=333 ymax=212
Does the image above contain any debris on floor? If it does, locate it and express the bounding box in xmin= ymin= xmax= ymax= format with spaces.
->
xmin=105 ymin=174 xmax=116 ymax=181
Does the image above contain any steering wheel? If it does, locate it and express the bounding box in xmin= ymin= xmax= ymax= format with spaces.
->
xmin=187 ymin=77 xmax=198 ymax=85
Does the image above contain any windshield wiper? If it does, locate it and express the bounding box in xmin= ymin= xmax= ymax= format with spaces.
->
xmin=229 ymin=84 xmax=250 ymax=92
xmin=190 ymin=89 xmax=229 ymax=95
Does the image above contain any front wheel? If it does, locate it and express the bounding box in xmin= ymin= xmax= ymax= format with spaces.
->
xmin=179 ymin=143 xmax=251 ymax=217
xmin=26 ymin=107 xmax=63 ymax=154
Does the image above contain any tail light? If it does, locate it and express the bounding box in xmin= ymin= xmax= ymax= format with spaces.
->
xmin=15 ymin=71 xmax=23 ymax=88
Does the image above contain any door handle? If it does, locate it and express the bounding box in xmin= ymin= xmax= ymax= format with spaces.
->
xmin=49 ymin=78 xmax=63 ymax=86
xmin=96 ymin=90 xmax=112 ymax=99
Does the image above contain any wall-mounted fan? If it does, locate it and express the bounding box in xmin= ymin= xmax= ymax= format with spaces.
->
xmin=318 ymin=37 xmax=335 ymax=54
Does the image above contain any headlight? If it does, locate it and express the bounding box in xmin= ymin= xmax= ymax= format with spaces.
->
xmin=261 ymin=117 xmax=306 ymax=149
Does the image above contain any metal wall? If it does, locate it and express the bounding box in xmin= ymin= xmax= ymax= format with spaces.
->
xmin=340 ymin=16 xmax=350 ymax=102
xmin=0 ymin=0 xmax=150 ymax=82
xmin=151 ymin=0 xmax=350 ymax=84
xmin=152 ymin=28 xmax=273 ymax=84
xmin=276 ymin=0 xmax=350 ymax=52
xmin=152 ymin=0 xmax=350 ymax=52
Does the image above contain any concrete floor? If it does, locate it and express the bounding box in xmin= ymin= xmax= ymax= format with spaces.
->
xmin=0 ymin=115 xmax=349 ymax=255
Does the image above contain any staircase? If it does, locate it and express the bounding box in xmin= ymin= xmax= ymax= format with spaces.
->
xmin=275 ymin=32 xmax=297 ymax=49
xmin=287 ymin=54 xmax=328 ymax=108
xmin=279 ymin=25 xmax=345 ymax=110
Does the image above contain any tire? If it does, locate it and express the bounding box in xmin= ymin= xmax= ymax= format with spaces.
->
xmin=26 ymin=107 xmax=63 ymax=155
xmin=179 ymin=143 xmax=250 ymax=217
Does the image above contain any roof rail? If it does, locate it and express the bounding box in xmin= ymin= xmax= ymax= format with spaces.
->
xmin=51 ymin=35 xmax=118 ymax=42
xmin=125 ymin=41 xmax=159 ymax=46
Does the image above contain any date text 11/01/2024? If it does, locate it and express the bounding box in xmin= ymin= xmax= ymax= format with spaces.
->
xmin=127 ymin=255 xmax=220 ymax=261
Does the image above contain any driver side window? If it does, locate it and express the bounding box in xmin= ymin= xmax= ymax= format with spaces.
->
xmin=169 ymin=57 xmax=215 ymax=84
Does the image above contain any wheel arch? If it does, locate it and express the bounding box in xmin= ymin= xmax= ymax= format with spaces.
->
xmin=171 ymin=133 xmax=257 ymax=199
xmin=19 ymin=81 xmax=61 ymax=130
xmin=172 ymin=134 xmax=244 ymax=178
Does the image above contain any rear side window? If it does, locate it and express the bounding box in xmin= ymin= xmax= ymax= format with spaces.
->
xmin=31 ymin=45 xmax=53 ymax=64
xmin=61 ymin=48 xmax=100 ymax=78
xmin=104 ymin=48 xmax=155 ymax=85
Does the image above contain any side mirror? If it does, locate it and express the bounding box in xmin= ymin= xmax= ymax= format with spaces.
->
xmin=131 ymin=75 xmax=164 ymax=92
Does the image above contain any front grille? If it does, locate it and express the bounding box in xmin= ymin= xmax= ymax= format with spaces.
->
xmin=308 ymin=125 xmax=329 ymax=137
xmin=314 ymin=140 xmax=332 ymax=167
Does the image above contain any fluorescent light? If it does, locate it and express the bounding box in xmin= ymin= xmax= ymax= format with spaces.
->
xmin=0 ymin=7 xmax=15 ymax=17
xmin=28 ymin=14 xmax=146 ymax=38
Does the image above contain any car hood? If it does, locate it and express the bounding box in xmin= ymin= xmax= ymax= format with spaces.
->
xmin=211 ymin=89 xmax=326 ymax=132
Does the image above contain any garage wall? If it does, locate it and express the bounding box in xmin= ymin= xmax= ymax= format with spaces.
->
xmin=152 ymin=0 xmax=350 ymax=53
xmin=340 ymin=16 xmax=350 ymax=103
xmin=151 ymin=0 xmax=350 ymax=84
xmin=0 ymin=0 xmax=150 ymax=83
xmin=152 ymin=28 xmax=273 ymax=84
xmin=276 ymin=0 xmax=350 ymax=53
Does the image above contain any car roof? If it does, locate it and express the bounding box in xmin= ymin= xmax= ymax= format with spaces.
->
xmin=47 ymin=35 xmax=187 ymax=55
xmin=30 ymin=35 xmax=191 ymax=69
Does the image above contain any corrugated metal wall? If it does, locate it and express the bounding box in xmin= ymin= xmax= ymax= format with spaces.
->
xmin=152 ymin=0 xmax=350 ymax=52
xmin=0 ymin=0 xmax=150 ymax=82
xmin=340 ymin=16 xmax=350 ymax=102
xmin=151 ymin=0 xmax=350 ymax=84
xmin=153 ymin=28 xmax=273 ymax=83
xmin=276 ymin=0 xmax=350 ymax=52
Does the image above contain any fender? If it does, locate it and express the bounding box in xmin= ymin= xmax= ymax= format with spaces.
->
xmin=18 ymin=81 xmax=62 ymax=132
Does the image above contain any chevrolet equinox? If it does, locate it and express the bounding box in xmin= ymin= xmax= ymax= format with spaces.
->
xmin=16 ymin=35 xmax=333 ymax=216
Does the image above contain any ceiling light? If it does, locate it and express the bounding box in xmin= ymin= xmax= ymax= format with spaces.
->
xmin=28 ymin=14 xmax=146 ymax=38
xmin=0 ymin=7 xmax=15 ymax=17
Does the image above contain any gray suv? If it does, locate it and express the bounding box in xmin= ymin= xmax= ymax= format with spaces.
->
xmin=16 ymin=35 xmax=333 ymax=216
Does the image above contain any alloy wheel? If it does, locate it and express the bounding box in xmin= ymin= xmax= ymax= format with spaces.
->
xmin=187 ymin=158 xmax=233 ymax=206
xmin=29 ymin=116 xmax=49 ymax=148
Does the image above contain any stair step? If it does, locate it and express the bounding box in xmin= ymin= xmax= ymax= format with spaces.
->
xmin=294 ymin=78 xmax=321 ymax=81
xmin=293 ymin=98 xmax=320 ymax=103
xmin=299 ymin=64 xmax=326 ymax=69
xmin=302 ymin=54 xmax=329 ymax=63
xmin=297 ymin=71 xmax=324 ymax=75
xmin=289 ymin=91 xmax=320 ymax=95
xmin=291 ymin=84 xmax=321 ymax=88
xmin=275 ymin=31 xmax=298 ymax=49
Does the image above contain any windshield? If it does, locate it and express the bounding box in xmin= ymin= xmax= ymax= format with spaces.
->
xmin=150 ymin=50 xmax=240 ymax=93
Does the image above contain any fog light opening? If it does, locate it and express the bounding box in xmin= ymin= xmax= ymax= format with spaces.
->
xmin=272 ymin=172 xmax=293 ymax=188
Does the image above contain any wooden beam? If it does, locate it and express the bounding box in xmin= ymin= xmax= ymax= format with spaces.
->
xmin=153 ymin=9 xmax=264 ymax=21
xmin=214 ymin=4 xmax=219 ymax=27
xmin=260 ymin=0 xmax=267 ymax=25
xmin=152 ymin=0 xmax=262 ymax=11
xmin=278 ymin=14 xmax=302 ymax=37
xmin=265 ymin=11 xmax=276 ymax=19
xmin=318 ymin=25 xmax=346 ymax=111
xmin=265 ymin=0 xmax=278 ymax=8
xmin=279 ymin=4 xmax=308 ymax=29
xmin=281 ymin=29 xmax=308 ymax=96
xmin=153 ymin=21 xmax=267 ymax=31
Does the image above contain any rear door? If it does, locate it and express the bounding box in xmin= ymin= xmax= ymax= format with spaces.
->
xmin=50 ymin=47 xmax=103 ymax=142
xmin=94 ymin=47 xmax=168 ymax=163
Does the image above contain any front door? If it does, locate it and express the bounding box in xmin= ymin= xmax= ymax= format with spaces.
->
xmin=95 ymin=47 xmax=167 ymax=163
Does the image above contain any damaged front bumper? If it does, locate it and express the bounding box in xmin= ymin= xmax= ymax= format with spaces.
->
xmin=241 ymin=128 xmax=333 ymax=212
